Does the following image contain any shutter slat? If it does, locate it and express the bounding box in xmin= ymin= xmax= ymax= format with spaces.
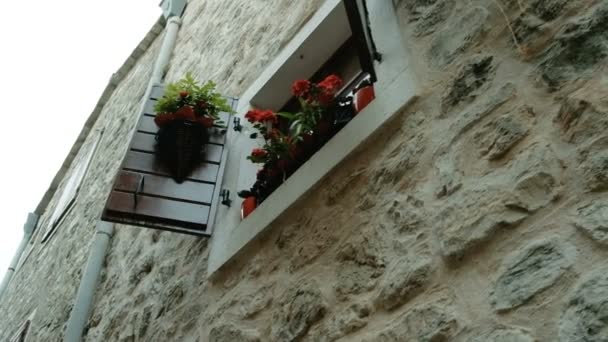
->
xmin=123 ymin=151 xmax=219 ymax=183
xmin=106 ymin=191 xmax=210 ymax=229
xmin=143 ymin=100 xmax=157 ymax=115
xmin=115 ymin=171 xmax=215 ymax=204
xmin=138 ymin=115 xmax=158 ymax=133
xmin=131 ymin=132 xmax=223 ymax=163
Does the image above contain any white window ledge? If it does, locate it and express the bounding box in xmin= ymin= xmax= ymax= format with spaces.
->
xmin=208 ymin=0 xmax=417 ymax=277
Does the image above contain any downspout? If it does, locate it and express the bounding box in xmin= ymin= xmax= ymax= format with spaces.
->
xmin=0 ymin=213 xmax=39 ymax=299
xmin=64 ymin=13 xmax=182 ymax=342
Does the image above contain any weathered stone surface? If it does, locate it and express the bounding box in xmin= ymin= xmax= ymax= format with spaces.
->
xmin=374 ymin=256 xmax=433 ymax=310
xmin=447 ymin=82 xmax=517 ymax=145
xmin=394 ymin=0 xmax=440 ymax=13
xmin=434 ymin=154 xmax=463 ymax=198
xmin=555 ymin=98 xmax=608 ymax=143
xmin=476 ymin=111 xmax=529 ymax=160
xmin=209 ymin=322 xmax=260 ymax=342
xmin=441 ymin=55 xmax=496 ymax=114
xmin=506 ymin=171 xmax=558 ymax=212
xmin=581 ymin=151 xmax=608 ymax=192
xmin=385 ymin=195 xmax=425 ymax=233
xmin=572 ymin=199 xmax=608 ymax=246
xmin=529 ymin=0 xmax=569 ymax=21
xmin=271 ymin=281 xmax=327 ymax=342
xmin=470 ymin=326 xmax=536 ymax=342
xmin=307 ymin=302 xmax=371 ymax=342
xmin=539 ymin=3 xmax=608 ymax=90
xmin=428 ymin=7 xmax=489 ymax=68
xmin=239 ymin=285 xmax=273 ymax=319
xmin=559 ymin=268 xmax=608 ymax=342
xmin=363 ymin=302 xmax=459 ymax=342
xmin=334 ymin=226 xmax=386 ymax=300
xmin=370 ymin=134 xmax=425 ymax=192
xmin=434 ymin=187 xmax=529 ymax=259
xmin=128 ymin=255 xmax=154 ymax=285
xmin=412 ymin=0 xmax=454 ymax=37
xmin=491 ymin=238 xmax=575 ymax=312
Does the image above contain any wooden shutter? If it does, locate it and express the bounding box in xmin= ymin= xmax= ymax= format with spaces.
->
xmin=344 ymin=0 xmax=380 ymax=82
xmin=102 ymin=84 xmax=237 ymax=237
xmin=41 ymin=130 xmax=103 ymax=243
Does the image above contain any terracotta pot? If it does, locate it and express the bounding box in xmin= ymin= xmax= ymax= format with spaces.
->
xmin=241 ymin=196 xmax=257 ymax=219
xmin=355 ymin=84 xmax=375 ymax=113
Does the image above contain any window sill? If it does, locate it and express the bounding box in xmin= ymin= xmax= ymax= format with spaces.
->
xmin=208 ymin=79 xmax=417 ymax=277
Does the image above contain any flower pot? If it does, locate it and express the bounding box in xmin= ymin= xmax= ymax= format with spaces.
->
xmin=241 ymin=196 xmax=257 ymax=219
xmin=355 ymin=84 xmax=375 ymax=113
xmin=156 ymin=119 xmax=209 ymax=183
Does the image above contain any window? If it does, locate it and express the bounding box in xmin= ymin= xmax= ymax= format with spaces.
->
xmin=207 ymin=0 xmax=417 ymax=276
xmin=40 ymin=130 xmax=103 ymax=243
xmin=9 ymin=310 xmax=35 ymax=342
xmin=9 ymin=321 xmax=30 ymax=342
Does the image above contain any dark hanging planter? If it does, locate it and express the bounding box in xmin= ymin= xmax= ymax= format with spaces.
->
xmin=156 ymin=119 xmax=209 ymax=183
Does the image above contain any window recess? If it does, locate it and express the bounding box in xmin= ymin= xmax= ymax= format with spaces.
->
xmin=40 ymin=129 xmax=103 ymax=243
xmin=249 ymin=0 xmax=379 ymax=112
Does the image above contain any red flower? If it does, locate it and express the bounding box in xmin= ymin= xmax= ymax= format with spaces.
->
xmin=179 ymin=91 xmax=189 ymax=98
xmin=317 ymin=75 xmax=343 ymax=94
xmin=174 ymin=105 xmax=196 ymax=120
xmin=245 ymin=109 xmax=277 ymax=123
xmin=197 ymin=116 xmax=214 ymax=128
xmin=251 ymin=148 xmax=267 ymax=158
xmin=257 ymin=110 xmax=277 ymax=123
xmin=154 ymin=113 xmax=175 ymax=127
xmin=292 ymin=80 xmax=311 ymax=97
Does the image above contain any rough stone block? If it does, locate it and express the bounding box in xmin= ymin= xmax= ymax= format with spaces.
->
xmin=271 ymin=281 xmax=327 ymax=342
xmin=572 ymin=198 xmax=608 ymax=246
xmin=491 ymin=238 xmax=575 ymax=312
xmin=559 ymin=267 xmax=608 ymax=342
xmin=428 ymin=7 xmax=489 ymax=68
xmin=374 ymin=256 xmax=434 ymax=310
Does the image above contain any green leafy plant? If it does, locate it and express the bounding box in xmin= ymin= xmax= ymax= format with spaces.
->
xmin=154 ymin=73 xmax=233 ymax=128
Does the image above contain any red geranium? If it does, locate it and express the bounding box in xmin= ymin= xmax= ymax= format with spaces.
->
xmin=174 ymin=105 xmax=196 ymax=120
xmin=317 ymin=74 xmax=343 ymax=94
xmin=292 ymin=80 xmax=311 ymax=97
xmin=251 ymin=148 xmax=267 ymax=158
xmin=179 ymin=91 xmax=189 ymax=98
xmin=245 ymin=109 xmax=277 ymax=123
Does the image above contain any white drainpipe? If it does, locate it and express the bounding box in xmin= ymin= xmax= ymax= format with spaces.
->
xmin=0 ymin=213 xmax=39 ymax=299
xmin=64 ymin=14 xmax=182 ymax=342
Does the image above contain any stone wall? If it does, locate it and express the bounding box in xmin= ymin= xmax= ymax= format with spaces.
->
xmin=2 ymin=0 xmax=608 ymax=341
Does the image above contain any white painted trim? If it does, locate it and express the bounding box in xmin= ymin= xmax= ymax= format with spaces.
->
xmin=236 ymin=0 xmax=344 ymax=114
xmin=208 ymin=0 xmax=417 ymax=276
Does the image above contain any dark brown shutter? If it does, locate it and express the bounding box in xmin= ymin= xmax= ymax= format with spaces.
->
xmin=102 ymin=84 xmax=237 ymax=236
xmin=41 ymin=130 xmax=103 ymax=243
xmin=344 ymin=0 xmax=380 ymax=82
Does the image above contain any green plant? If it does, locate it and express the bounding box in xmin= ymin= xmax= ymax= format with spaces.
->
xmin=154 ymin=73 xmax=233 ymax=127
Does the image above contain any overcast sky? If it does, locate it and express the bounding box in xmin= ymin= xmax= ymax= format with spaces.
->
xmin=0 ymin=1 xmax=160 ymax=281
